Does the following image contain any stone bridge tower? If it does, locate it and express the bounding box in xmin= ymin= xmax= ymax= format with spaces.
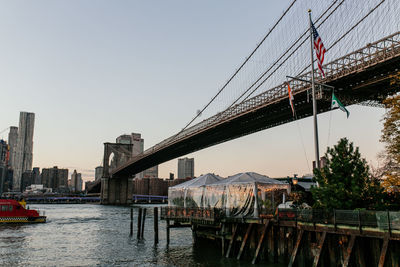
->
xmin=101 ymin=142 xmax=134 ymax=205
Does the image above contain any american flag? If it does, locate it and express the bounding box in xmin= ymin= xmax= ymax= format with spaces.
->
xmin=311 ymin=21 xmax=326 ymax=77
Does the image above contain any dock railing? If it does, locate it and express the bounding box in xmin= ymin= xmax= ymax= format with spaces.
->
xmin=161 ymin=206 xmax=400 ymax=231
xmin=161 ymin=207 xmax=224 ymax=223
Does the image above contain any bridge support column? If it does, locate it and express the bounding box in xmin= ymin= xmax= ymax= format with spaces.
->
xmin=108 ymin=178 xmax=117 ymax=204
xmin=101 ymin=177 xmax=132 ymax=205
xmin=118 ymin=178 xmax=128 ymax=204
xmin=100 ymin=178 xmax=109 ymax=204
xmin=127 ymin=178 xmax=134 ymax=204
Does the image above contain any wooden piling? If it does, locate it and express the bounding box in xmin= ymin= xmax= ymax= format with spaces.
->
xmin=166 ymin=219 xmax=170 ymax=244
xmin=252 ymin=220 xmax=270 ymax=264
xmin=141 ymin=208 xmax=146 ymax=239
xmin=221 ymin=223 xmax=225 ymax=256
xmin=154 ymin=207 xmax=159 ymax=244
xmin=355 ymin=239 xmax=366 ymax=267
xmin=378 ymin=235 xmax=389 ymax=267
xmin=130 ymin=207 xmax=133 ymax=236
xmin=237 ymin=223 xmax=253 ymax=260
xmin=137 ymin=208 xmax=142 ymax=239
xmin=312 ymin=231 xmax=326 ymax=267
xmin=343 ymin=235 xmax=356 ymax=267
xmin=226 ymin=224 xmax=238 ymax=258
xmin=288 ymin=229 xmax=303 ymax=267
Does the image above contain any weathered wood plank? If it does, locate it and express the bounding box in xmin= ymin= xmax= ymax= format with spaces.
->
xmin=251 ymin=220 xmax=270 ymax=264
xmin=221 ymin=223 xmax=225 ymax=256
xmin=378 ymin=235 xmax=389 ymax=267
xmin=288 ymin=229 xmax=304 ymax=267
xmin=237 ymin=223 xmax=253 ymax=260
xmin=343 ymin=235 xmax=356 ymax=267
xmin=226 ymin=224 xmax=238 ymax=258
xmin=312 ymin=231 xmax=327 ymax=267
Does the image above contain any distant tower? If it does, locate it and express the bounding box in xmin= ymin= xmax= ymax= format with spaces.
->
xmin=32 ymin=167 xmax=41 ymax=184
xmin=0 ymin=140 xmax=9 ymax=193
xmin=71 ymin=170 xmax=80 ymax=192
xmin=7 ymin=126 xmax=18 ymax=169
xmin=130 ymin=133 xmax=144 ymax=157
xmin=115 ymin=133 xmax=157 ymax=178
xmin=177 ymin=157 xmax=194 ymax=179
xmin=95 ymin=166 xmax=103 ymax=181
xmin=13 ymin=112 xmax=35 ymax=191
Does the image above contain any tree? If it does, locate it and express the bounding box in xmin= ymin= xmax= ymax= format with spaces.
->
xmin=311 ymin=138 xmax=383 ymax=210
xmin=379 ymin=94 xmax=400 ymax=192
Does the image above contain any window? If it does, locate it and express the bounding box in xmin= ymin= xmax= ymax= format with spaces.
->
xmin=8 ymin=205 xmax=13 ymax=212
xmin=1 ymin=205 xmax=7 ymax=212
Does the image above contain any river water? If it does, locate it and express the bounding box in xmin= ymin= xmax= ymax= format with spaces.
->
xmin=0 ymin=204 xmax=284 ymax=266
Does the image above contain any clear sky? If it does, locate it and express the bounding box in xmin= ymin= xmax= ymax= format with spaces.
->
xmin=0 ymin=1 xmax=387 ymax=181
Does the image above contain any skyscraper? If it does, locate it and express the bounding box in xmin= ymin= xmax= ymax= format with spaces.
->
xmin=13 ymin=112 xmax=35 ymax=191
xmin=115 ymin=133 xmax=157 ymax=178
xmin=95 ymin=166 xmax=103 ymax=181
xmin=41 ymin=166 xmax=68 ymax=191
xmin=7 ymin=126 xmax=18 ymax=169
xmin=0 ymin=140 xmax=9 ymax=193
xmin=70 ymin=170 xmax=82 ymax=192
xmin=32 ymin=167 xmax=41 ymax=184
xmin=178 ymin=157 xmax=194 ymax=179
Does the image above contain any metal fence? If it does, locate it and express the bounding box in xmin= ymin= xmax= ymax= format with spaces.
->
xmin=161 ymin=207 xmax=224 ymax=222
xmin=277 ymin=209 xmax=400 ymax=231
xmin=161 ymin=206 xmax=400 ymax=231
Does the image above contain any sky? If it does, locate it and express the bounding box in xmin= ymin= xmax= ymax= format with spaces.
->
xmin=0 ymin=1 xmax=387 ymax=182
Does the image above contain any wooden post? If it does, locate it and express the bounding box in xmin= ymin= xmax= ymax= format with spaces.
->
xmin=252 ymin=220 xmax=270 ymax=264
xmin=154 ymin=207 xmax=159 ymax=244
xmin=312 ymin=231 xmax=326 ymax=267
xmin=288 ymin=229 xmax=303 ymax=267
xmin=343 ymin=235 xmax=356 ymax=267
xmin=166 ymin=219 xmax=170 ymax=245
xmin=237 ymin=223 xmax=253 ymax=260
xmin=226 ymin=224 xmax=238 ymax=258
xmin=333 ymin=210 xmax=337 ymax=231
xmin=355 ymin=240 xmax=366 ymax=267
xmin=221 ymin=223 xmax=225 ymax=256
xmin=137 ymin=208 xmax=142 ymax=239
xmin=130 ymin=207 xmax=133 ymax=236
xmin=141 ymin=208 xmax=146 ymax=239
xmin=378 ymin=235 xmax=389 ymax=267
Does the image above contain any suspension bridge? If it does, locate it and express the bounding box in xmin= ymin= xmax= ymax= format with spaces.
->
xmin=99 ymin=0 xmax=400 ymax=204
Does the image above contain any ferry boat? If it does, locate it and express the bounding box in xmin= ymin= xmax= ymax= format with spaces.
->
xmin=0 ymin=199 xmax=46 ymax=223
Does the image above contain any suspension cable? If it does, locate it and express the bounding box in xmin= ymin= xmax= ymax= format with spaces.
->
xmin=171 ymin=0 xmax=298 ymax=140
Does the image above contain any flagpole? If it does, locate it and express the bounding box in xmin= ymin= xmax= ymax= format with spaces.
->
xmin=308 ymin=9 xmax=320 ymax=171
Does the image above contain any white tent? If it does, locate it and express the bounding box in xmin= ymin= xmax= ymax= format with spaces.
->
xmin=203 ymin=172 xmax=290 ymax=218
xmin=168 ymin=173 xmax=222 ymax=207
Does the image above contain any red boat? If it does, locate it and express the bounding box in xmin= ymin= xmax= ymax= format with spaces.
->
xmin=0 ymin=199 xmax=46 ymax=223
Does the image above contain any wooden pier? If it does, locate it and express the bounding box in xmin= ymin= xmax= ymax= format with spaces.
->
xmin=161 ymin=207 xmax=400 ymax=266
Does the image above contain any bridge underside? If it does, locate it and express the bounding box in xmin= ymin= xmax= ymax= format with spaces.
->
xmin=113 ymin=55 xmax=400 ymax=178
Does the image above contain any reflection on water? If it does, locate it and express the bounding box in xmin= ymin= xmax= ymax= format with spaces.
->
xmin=0 ymin=204 xmax=284 ymax=266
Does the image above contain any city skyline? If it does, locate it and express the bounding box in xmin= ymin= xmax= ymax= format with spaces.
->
xmin=0 ymin=1 xmax=388 ymax=182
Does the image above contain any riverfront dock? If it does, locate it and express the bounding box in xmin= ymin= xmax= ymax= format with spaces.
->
xmin=161 ymin=207 xmax=400 ymax=266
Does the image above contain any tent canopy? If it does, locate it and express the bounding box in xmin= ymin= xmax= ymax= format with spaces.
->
xmin=170 ymin=173 xmax=222 ymax=189
xmin=210 ymin=172 xmax=286 ymax=186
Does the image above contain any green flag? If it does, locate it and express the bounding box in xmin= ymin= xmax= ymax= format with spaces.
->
xmin=331 ymin=93 xmax=349 ymax=118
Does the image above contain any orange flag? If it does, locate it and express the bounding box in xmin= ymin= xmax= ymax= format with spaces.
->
xmin=287 ymin=83 xmax=295 ymax=117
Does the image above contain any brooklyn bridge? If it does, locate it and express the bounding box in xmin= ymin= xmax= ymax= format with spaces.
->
xmin=90 ymin=0 xmax=400 ymax=205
